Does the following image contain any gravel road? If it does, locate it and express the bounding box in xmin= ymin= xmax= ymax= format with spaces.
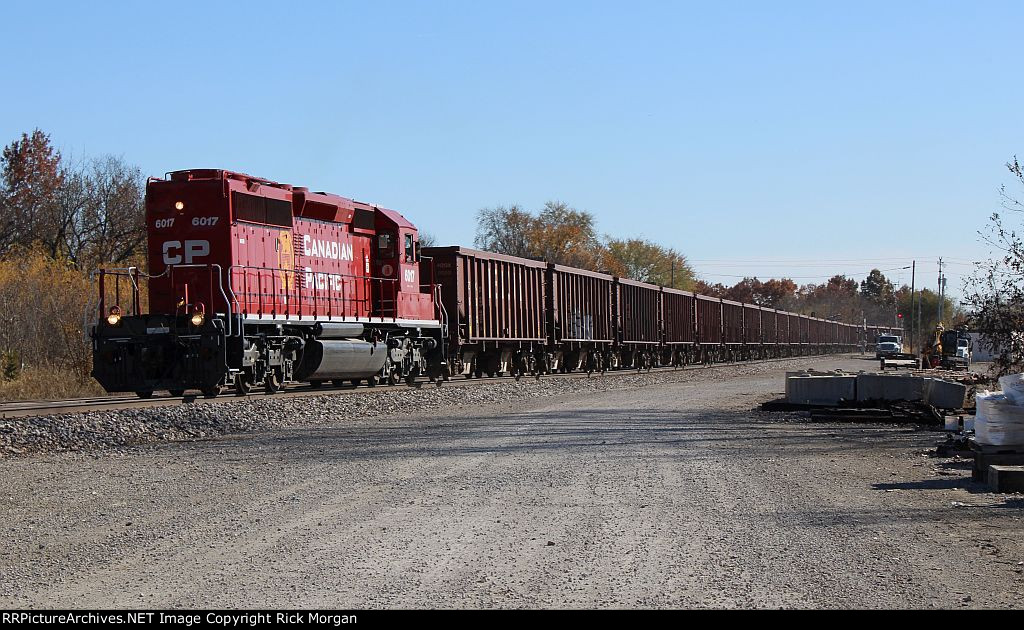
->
xmin=3 ymin=355 xmax=1023 ymax=609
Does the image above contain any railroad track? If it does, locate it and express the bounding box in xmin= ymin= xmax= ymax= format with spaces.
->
xmin=1 ymin=353 xmax=875 ymax=419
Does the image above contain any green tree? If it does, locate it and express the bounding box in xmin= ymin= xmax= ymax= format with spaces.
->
xmin=860 ymin=269 xmax=895 ymax=303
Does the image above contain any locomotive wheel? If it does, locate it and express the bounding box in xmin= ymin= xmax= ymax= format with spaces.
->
xmin=388 ymin=369 xmax=400 ymax=386
xmin=202 ymin=386 xmax=222 ymax=399
xmin=135 ymin=390 xmax=154 ymax=399
xmin=234 ymin=374 xmax=251 ymax=396
xmin=405 ymin=366 xmax=420 ymax=385
xmin=265 ymin=369 xmax=282 ymax=395
xmin=168 ymin=389 xmax=185 ymax=397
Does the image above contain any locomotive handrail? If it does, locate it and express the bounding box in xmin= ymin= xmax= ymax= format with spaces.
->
xmin=226 ymin=264 xmax=402 ymax=324
xmin=95 ymin=264 xmax=233 ymax=337
xmin=170 ymin=264 xmax=232 ymax=337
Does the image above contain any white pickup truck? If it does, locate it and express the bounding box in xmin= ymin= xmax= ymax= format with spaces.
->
xmin=875 ymin=335 xmax=903 ymax=359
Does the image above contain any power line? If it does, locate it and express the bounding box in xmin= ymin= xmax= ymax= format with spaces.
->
xmin=695 ymin=266 xmax=913 ymax=280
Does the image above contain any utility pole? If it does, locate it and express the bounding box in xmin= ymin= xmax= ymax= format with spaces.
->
xmin=910 ymin=260 xmax=916 ymax=352
xmin=937 ymin=257 xmax=946 ymax=324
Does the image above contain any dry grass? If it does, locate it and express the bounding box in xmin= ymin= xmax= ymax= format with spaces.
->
xmin=0 ymin=367 xmax=105 ymax=402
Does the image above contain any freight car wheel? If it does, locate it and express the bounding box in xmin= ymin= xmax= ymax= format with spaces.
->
xmin=202 ymin=386 xmax=222 ymax=399
xmin=168 ymin=389 xmax=185 ymax=398
xmin=350 ymin=379 xmax=361 ymax=388
xmin=309 ymin=380 xmax=322 ymax=389
xmin=265 ymin=369 xmax=282 ymax=394
xmin=233 ymin=374 xmax=251 ymax=397
xmin=331 ymin=379 xmax=345 ymax=388
xmin=135 ymin=391 xmax=154 ymax=399
xmin=366 ymin=375 xmax=378 ymax=387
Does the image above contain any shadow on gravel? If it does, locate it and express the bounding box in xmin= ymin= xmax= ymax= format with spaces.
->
xmin=873 ymin=478 xmax=979 ymax=492
xmin=779 ymin=499 xmax=1024 ymax=529
xmin=189 ymin=407 xmax=938 ymax=463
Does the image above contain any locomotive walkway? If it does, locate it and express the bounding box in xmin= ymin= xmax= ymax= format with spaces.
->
xmin=2 ymin=355 xmax=1022 ymax=608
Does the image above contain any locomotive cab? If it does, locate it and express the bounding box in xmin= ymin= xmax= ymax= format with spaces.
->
xmin=373 ymin=208 xmax=434 ymax=321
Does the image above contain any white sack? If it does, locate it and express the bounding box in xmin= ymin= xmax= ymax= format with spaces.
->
xmin=998 ymin=373 xmax=1024 ymax=406
xmin=976 ymin=391 xmax=1024 ymax=446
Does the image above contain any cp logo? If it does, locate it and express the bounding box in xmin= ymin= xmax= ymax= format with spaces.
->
xmin=162 ymin=240 xmax=210 ymax=264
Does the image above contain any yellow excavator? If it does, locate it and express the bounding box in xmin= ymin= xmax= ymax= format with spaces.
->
xmin=921 ymin=324 xmax=944 ymax=369
xmin=921 ymin=323 xmax=971 ymax=370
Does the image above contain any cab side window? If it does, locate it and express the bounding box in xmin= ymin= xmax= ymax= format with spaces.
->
xmin=404 ymin=234 xmax=415 ymax=263
xmin=378 ymin=233 xmax=395 ymax=259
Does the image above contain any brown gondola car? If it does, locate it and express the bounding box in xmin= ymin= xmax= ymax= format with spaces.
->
xmin=615 ymin=278 xmax=662 ymax=369
xmin=742 ymin=302 xmax=762 ymax=356
xmin=696 ymin=294 xmax=723 ymax=361
xmin=547 ymin=264 xmax=615 ymax=372
xmin=761 ymin=308 xmax=779 ymax=355
xmin=662 ymin=287 xmax=696 ymax=365
xmin=423 ymin=246 xmax=546 ymax=378
xmin=722 ymin=299 xmax=745 ymax=357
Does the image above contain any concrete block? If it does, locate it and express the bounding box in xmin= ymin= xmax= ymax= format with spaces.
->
xmin=855 ymin=373 xmax=924 ymax=403
xmin=971 ymin=451 xmax=1024 ymax=480
xmin=786 ymin=375 xmax=857 ymax=406
xmin=987 ymin=465 xmax=1024 ymax=493
xmin=923 ymin=378 xmax=967 ymax=409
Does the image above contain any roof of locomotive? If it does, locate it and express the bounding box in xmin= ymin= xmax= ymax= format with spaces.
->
xmin=161 ymin=169 xmax=418 ymax=228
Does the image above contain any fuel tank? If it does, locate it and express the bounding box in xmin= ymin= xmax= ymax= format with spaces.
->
xmin=293 ymin=339 xmax=387 ymax=381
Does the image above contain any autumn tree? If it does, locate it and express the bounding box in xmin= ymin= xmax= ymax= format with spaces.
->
xmin=0 ymin=132 xmax=146 ymax=270
xmin=474 ymin=201 xmax=604 ymax=268
xmin=529 ymin=201 xmax=603 ymax=269
xmin=692 ymin=280 xmax=728 ymax=297
xmin=757 ymin=278 xmax=798 ymax=307
xmin=602 ymin=238 xmax=695 ymax=290
xmin=0 ymin=129 xmax=64 ymax=258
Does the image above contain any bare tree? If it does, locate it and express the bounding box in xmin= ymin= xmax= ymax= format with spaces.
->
xmin=964 ymin=157 xmax=1024 ymax=375
xmin=77 ymin=156 xmax=146 ymax=269
xmin=474 ymin=204 xmax=535 ymax=258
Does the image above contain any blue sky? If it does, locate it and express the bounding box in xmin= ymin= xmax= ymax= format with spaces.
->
xmin=2 ymin=1 xmax=1021 ymax=299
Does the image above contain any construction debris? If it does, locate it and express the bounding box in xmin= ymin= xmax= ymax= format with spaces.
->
xmin=781 ymin=370 xmax=966 ymax=409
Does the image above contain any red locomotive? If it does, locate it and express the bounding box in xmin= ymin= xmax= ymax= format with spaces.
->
xmin=91 ymin=168 xmax=874 ymax=399
xmin=92 ymin=169 xmax=445 ymax=397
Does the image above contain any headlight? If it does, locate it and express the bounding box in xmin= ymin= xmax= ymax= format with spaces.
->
xmin=106 ymin=306 xmax=122 ymax=326
xmin=190 ymin=311 xmax=205 ymax=327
